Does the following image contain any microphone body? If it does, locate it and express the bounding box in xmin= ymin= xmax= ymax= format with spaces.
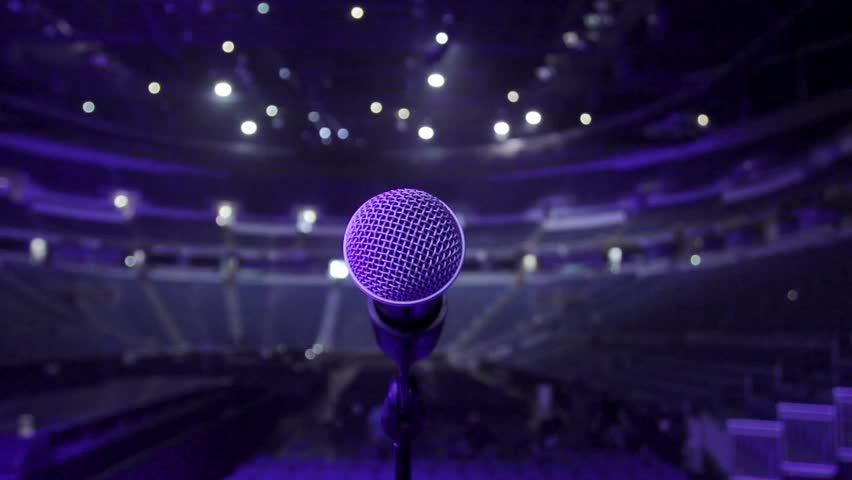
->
xmin=343 ymin=187 xmax=464 ymax=346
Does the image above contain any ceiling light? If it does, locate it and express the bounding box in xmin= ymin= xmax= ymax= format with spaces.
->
xmin=525 ymin=110 xmax=542 ymax=125
xmin=241 ymin=120 xmax=257 ymax=135
xmin=418 ymin=126 xmax=434 ymax=140
xmin=427 ymin=73 xmax=445 ymax=88
xmin=214 ymin=81 xmax=232 ymax=97
xmin=493 ymin=121 xmax=510 ymax=136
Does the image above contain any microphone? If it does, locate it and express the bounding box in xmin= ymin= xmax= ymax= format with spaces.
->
xmin=343 ymin=188 xmax=465 ymax=368
xmin=343 ymin=188 xmax=464 ymax=480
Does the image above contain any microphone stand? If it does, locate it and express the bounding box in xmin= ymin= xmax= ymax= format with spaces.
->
xmin=368 ymin=298 xmax=446 ymax=480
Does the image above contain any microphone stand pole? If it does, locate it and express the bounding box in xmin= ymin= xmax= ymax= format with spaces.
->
xmin=368 ymin=299 xmax=446 ymax=480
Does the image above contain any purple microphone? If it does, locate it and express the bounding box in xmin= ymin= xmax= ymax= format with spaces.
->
xmin=344 ymin=188 xmax=465 ymax=327
xmin=344 ymin=188 xmax=465 ymax=480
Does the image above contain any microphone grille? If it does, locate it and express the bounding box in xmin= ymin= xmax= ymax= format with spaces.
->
xmin=343 ymin=189 xmax=465 ymax=305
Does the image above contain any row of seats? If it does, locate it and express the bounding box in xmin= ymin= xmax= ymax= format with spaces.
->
xmin=228 ymin=451 xmax=688 ymax=480
xmin=727 ymin=388 xmax=852 ymax=479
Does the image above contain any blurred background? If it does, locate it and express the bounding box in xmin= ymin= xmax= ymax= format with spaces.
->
xmin=0 ymin=0 xmax=851 ymax=479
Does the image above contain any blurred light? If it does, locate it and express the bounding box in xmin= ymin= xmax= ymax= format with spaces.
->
xmin=690 ymin=254 xmax=701 ymax=266
xmin=319 ymin=127 xmax=331 ymax=139
xmin=418 ymin=126 xmax=434 ymax=140
xmin=435 ymin=32 xmax=449 ymax=44
xmin=265 ymin=105 xmax=279 ymax=117
xmin=30 ymin=238 xmax=47 ymax=264
xmin=147 ymin=82 xmax=161 ymax=95
xmin=17 ymin=414 xmax=34 ymax=439
xmin=124 ymin=250 xmax=146 ymax=269
xmin=299 ymin=207 xmax=318 ymax=226
xmin=787 ymin=289 xmax=799 ymax=302
xmin=536 ymin=66 xmax=554 ymax=81
xmin=562 ymin=31 xmax=581 ymax=47
xmin=308 ymin=111 xmax=320 ymax=122
xmin=214 ymin=81 xmax=232 ymax=97
xmin=337 ymin=128 xmax=349 ymax=140
xmin=82 ymin=101 xmax=95 ymax=113
xmin=305 ymin=349 xmax=316 ymax=360
xmin=241 ymin=120 xmax=258 ymax=135
xmin=257 ymin=2 xmax=270 ymax=14
xmin=493 ymin=121 xmax=510 ymax=136
xmin=580 ymin=112 xmax=592 ymax=125
xmin=607 ymin=246 xmax=623 ymax=264
xmin=113 ymin=193 xmax=129 ymax=209
xmin=521 ymin=253 xmax=538 ymax=273
xmin=278 ymin=67 xmax=291 ymax=80
xmin=216 ymin=202 xmax=235 ymax=227
xmin=222 ymin=40 xmax=235 ymax=53
xmin=370 ymin=101 xmax=383 ymax=114
xmin=328 ymin=259 xmax=349 ymax=280
xmin=697 ymin=113 xmax=710 ymax=127
xmin=350 ymin=6 xmax=364 ymax=19
xmin=525 ymin=110 xmax=542 ymax=125
xmin=507 ymin=90 xmax=519 ymax=103
xmin=584 ymin=13 xmax=602 ymax=28
xmin=397 ymin=108 xmax=410 ymax=120
xmin=427 ymin=73 xmax=445 ymax=88
xmin=312 ymin=343 xmax=325 ymax=354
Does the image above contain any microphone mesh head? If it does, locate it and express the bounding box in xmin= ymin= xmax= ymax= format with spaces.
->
xmin=344 ymin=189 xmax=465 ymax=305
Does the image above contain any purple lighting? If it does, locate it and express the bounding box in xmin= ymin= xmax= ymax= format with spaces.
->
xmin=343 ymin=189 xmax=465 ymax=306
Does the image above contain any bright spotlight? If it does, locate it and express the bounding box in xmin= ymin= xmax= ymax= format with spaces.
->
xmin=607 ymin=246 xmax=623 ymax=264
xmin=350 ymin=6 xmax=364 ymax=19
xmin=305 ymin=349 xmax=316 ymax=360
xmin=29 ymin=238 xmax=47 ymax=264
xmin=493 ymin=121 xmax=510 ymax=136
xmin=418 ymin=126 xmax=434 ymax=140
xmin=427 ymin=73 xmax=445 ymax=88
xmin=214 ymin=81 xmax=232 ymax=97
xmin=82 ymin=101 xmax=95 ymax=113
xmin=147 ymin=82 xmax=161 ymax=94
xmin=299 ymin=207 xmax=317 ymax=225
xmin=221 ymin=40 xmax=235 ymax=53
xmin=319 ymin=127 xmax=331 ymax=139
xmin=397 ymin=108 xmax=410 ymax=120
xmin=308 ymin=111 xmax=320 ymax=122
xmin=787 ymin=289 xmax=799 ymax=302
xmin=697 ymin=113 xmax=710 ymax=127
xmin=690 ymin=254 xmax=701 ymax=266
xmin=580 ymin=112 xmax=592 ymax=125
xmin=216 ymin=202 xmax=235 ymax=227
xmin=435 ymin=32 xmax=449 ymax=44
xmin=265 ymin=105 xmax=278 ymax=117
xmin=328 ymin=259 xmax=350 ymax=280
xmin=278 ymin=67 xmax=291 ymax=79
xmin=112 ymin=192 xmax=129 ymax=209
xmin=337 ymin=128 xmax=349 ymax=140
xmin=525 ymin=110 xmax=542 ymax=125
xmin=240 ymin=120 xmax=258 ymax=135
xmin=257 ymin=2 xmax=270 ymax=14
xmin=521 ymin=253 xmax=538 ymax=273
xmin=507 ymin=90 xmax=519 ymax=103
xmin=370 ymin=101 xmax=383 ymax=114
